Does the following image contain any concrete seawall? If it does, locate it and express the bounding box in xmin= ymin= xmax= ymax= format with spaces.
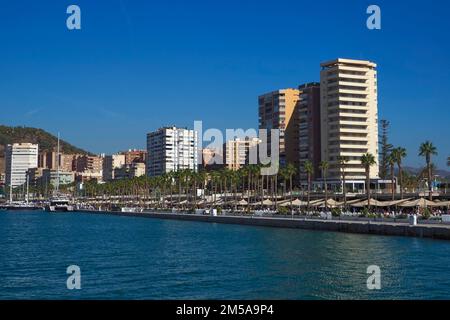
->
xmin=79 ymin=210 xmax=450 ymax=241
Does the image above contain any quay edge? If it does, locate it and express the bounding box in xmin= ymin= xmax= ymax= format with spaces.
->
xmin=77 ymin=210 xmax=450 ymax=241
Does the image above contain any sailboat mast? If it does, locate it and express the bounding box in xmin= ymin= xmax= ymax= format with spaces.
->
xmin=56 ymin=133 xmax=60 ymax=194
xmin=9 ymin=149 xmax=13 ymax=203
xmin=26 ymin=171 xmax=29 ymax=204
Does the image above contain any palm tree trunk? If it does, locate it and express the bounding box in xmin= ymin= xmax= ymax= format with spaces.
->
xmin=170 ymin=183 xmax=173 ymax=208
xmin=342 ymin=173 xmax=347 ymax=210
xmin=260 ymin=175 xmax=264 ymax=207
xmin=289 ymin=175 xmax=293 ymax=208
xmin=391 ymin=163 xmax=395 ymax=201
xmin=307 ymin=174 xmax=311 ymax=211
xmin=247 ymin=173 xmax=251 ymax=213
xmin=324 ymin=174 xmax=328 ymax=211
xmin=214 ymin=182 xmax=217 ymax=206
xmin=428 ymin=160 xmax=433 ymax=201
xmin=399 ymin=164 xmax=403 ymax=200
xmin=224 ymin=177 xmax=228 ymax=209
xmin=275 ymin=174 xmax=278 ymax=212
xmin=234 ymin=182 xmax=237 ymax=212
xmin=194 ymin=179 xmax=197 ymax=209
xmin=366 ymin=168 xmax=370 ymax=209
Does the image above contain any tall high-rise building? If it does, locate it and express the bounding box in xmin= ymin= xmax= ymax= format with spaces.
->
xmin=146 ymin=126 xmax=198 ymax=176
xmin=297 ymin=82 xmax=321 ymax=180
xmin=320 ymin=58 xmax=379 ymax=182
xmin=5 ymin=143 xmax=39 ymax=188
xmin=258 ymin=89 xmax=300 ymax=166
xmin=223 ymin=137 xmax=260 ymax=171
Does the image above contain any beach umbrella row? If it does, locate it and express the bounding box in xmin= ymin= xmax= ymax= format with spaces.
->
xmin=107 ymin=197 xmax=450 ymax=209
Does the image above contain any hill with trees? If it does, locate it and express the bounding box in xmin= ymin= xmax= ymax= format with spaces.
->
xmin=0 ymin=125 xmax=92 ymax=173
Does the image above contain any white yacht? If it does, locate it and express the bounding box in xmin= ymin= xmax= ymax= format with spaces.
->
xmin=44 ymin=133 xmax=74 ymax=213
xmin=45 ymin=196 xmax=74 ymax=212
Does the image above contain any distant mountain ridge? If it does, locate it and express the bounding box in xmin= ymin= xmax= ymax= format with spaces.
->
xmin=0 ymin=125 xmax=92 ymax=174
xmin=401 ymin=166 xmax=450 ymax=179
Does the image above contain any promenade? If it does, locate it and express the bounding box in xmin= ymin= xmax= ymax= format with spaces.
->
xmin=79 ymin=210 xmax=450 ymax=241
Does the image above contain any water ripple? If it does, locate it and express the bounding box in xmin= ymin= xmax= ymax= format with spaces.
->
xmin=1 ymin=211 xmax=450 ymax=299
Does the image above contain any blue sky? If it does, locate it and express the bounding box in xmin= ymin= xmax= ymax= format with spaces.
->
xmin=0 ymin=0 xmax=449 ymax=168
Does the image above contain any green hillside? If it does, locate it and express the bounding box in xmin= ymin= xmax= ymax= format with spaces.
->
xmin=0 ymin=125 xmax=92 ymax=173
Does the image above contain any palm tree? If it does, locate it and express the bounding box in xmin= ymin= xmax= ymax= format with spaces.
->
xmin=402 ymin=171 xmax=419 ymax=193
xmin=240 ymin=166 xmax=250 ymax=213
xmin=304 ymin=161 xmax=313 ymax=210
xmin=274 ymin=170 xmax=279 ymax=212
xmin=197 ymin=170 xmax=207 ymax=202
xmin=250 ymin=165 xmax=260 ymax=202
xmin=387 ymin=153 xmax=396 ymax=201
xmin=361 ymin=153 xmax=376 ymax=208
xmin=184 ymin=169 xmax=194 ymax=208
xmin=210 ymin=170 xmax=221 ymax=207
xmin=419 ymin=141 xmax=438 ymax=200
xmin=319 ymin=161 xmax=329 ymax=210
xmin=245 ymin=165 xmax=260 ymax=211
xmin=391 ymin=147 xmax=407 ymax=199
xmin=229 ymin=170 xmax=239 ymax=211
xmin=258 ymin=164 xmax=267 ymax=208
xmin=190 ymin=171 xmax=199 ymax=209
xmin=338 ymin=156 xmax=348 ymax=209
xmin=166 ymin=171 xmax=174 ymax=207
xmin=220 ymin=169 xmax=231 ymax=208
xmin=279 ymin=167 xmax=289 ymax=202
xmin=173 ymin=170 xmax=182 ymax=208
xmin=286 ymin=163 xmax=297 ymax=209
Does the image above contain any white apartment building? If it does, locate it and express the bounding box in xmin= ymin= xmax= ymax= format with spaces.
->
xmin=5 ymin=143 xmax=39 ymax=188
xmin=146 ymin=126 xmax=198 ymax=176
xmin=320 ymin=58 xmax=379 ymax=184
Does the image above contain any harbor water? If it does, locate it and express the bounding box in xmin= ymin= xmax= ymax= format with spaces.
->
xmin=1 ymin=210 xmax=450 ymax=299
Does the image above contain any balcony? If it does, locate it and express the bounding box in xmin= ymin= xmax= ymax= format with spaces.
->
xmin=336 ymin=72 xmax=369 ymax=80
xmin=339 ymin=112 xmax=367 ymax=118
xmin=338 ymin=127 xmax=368 ymax=134
xmin=339 ymin=120 xmax=368 ymax=126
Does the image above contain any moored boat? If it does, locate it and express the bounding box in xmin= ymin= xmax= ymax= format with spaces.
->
xmin=0 ymin=202 xmax=43 ymax=211
xmin=44 ymin=133 xmax=74 ymax=213
xmin=121 ymin=207 xmax=143 ymax=213
xmin=45 ymin=197 xmax=74 ymax=212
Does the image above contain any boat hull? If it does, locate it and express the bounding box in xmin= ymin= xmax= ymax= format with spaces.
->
xmin=0 ymin=205 xmax=43 ymax=211
xmin=45 ymin=205 xmax=74 ymax=212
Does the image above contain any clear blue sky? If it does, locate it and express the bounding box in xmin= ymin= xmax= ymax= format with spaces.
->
xmin=1 ymin=0 xmax=449 ymax=168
